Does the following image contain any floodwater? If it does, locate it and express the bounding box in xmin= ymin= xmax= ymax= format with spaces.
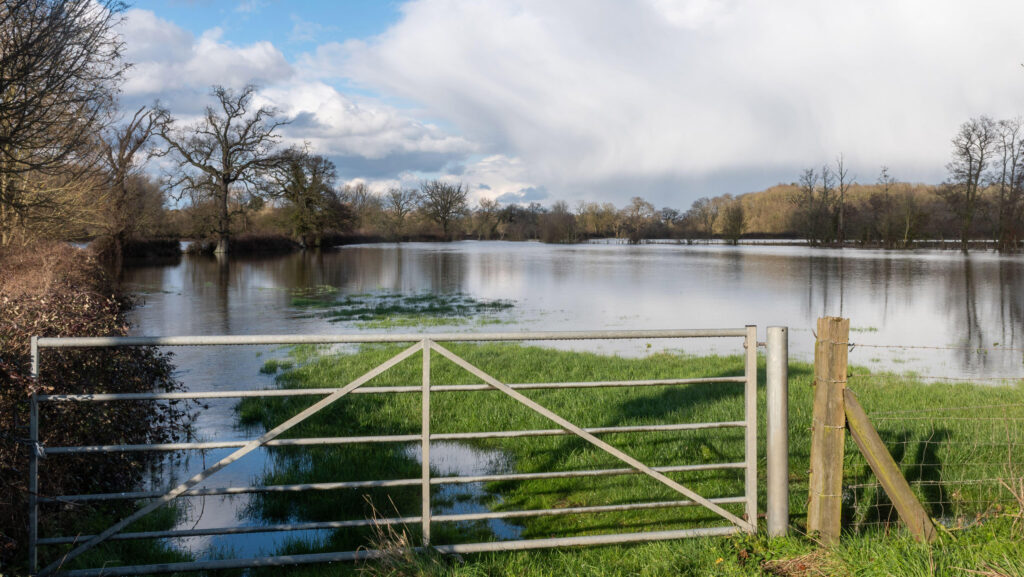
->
xmin=118 ymin=240 xmax=1024 ymax=558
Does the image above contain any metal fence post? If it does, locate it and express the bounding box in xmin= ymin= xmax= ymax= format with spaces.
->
xmin=766 ymin=326 xmax=789 ymax=537
xmin=421 ymin=339 xmax=431 ymax=546
xmin=743 ymin=325 xmax=758 ymax=533
xmin=29 ymin=336 xmax=39 ymax=574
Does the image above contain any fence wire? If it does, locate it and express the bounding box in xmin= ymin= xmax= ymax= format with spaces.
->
xmin=841 ymin=341 xmax=1024 ymax=532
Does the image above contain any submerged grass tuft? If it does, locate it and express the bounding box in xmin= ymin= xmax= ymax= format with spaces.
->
xmin=289 ymin=291 xmax=514 ymax=328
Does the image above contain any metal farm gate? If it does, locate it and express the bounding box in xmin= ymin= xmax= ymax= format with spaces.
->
xmin=27 ymin=328 xmax=790 ymax=576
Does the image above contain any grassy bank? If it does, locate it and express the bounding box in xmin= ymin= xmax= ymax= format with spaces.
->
xmin=234 ymin=343 xmax=1024 ymax=576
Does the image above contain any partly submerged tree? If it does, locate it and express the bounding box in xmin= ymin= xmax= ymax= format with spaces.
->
xmin=619 ymin=196 xmax=656 ymax=243
xmin=473 ymin=197 xmax=501 ymax=240
xmin=834 ymin=154 xmax=853 ymax=246
xmin=274 ymin=150 xmax=351 ymax=247
xmin=992 ymin=117 xmax=1024 ymax=252
xmin=940 ymin=115 xmax=997 ymax=254
xmin=420 ymin=180 xmax=468 ymax=239
xmin=156 ymin=85 xmax=288 ymax=253
xmin=688 ymin=197 xmax=718 ymax=240
xmin=383 ymin=187 xmax=419 ymax=240
xmin=720 ymin=196 xmax=745 ymax=245
xmin=0 ymin=0 xmax=127 ymax=245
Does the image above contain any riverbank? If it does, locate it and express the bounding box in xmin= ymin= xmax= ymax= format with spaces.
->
xmin=231 ymin=343 xmax=1024 ymax=576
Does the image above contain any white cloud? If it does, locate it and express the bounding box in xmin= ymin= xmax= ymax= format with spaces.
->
xmin=337 ymin=155 xmax=541 ymax=206
xmin=456 ymin=155 xmax=538 ymax=203
xmin=119 ymin=9 xmax=474 ymax=177
xmin=318 ymin=0 xmax=1024 ymax=203
xmin=256 ymin=81 xmax=475 ymax=159
xmin=121 ymin=9 xmax=293 ymax=97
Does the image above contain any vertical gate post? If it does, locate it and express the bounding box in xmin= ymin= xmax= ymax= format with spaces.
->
xmin=766 ymin=326 xmax=789 ymax=537
xmin=743 ymin=325 xmax=758 ymax=533
xmin=29 ymin=336 xmax=39 ymax=574
xmin=421 ymin=339 xmax=431 ymax=545
xmin=807 ymin=317 xmax=849 ymax=545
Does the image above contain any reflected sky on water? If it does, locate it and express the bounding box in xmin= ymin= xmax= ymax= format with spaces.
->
xmin=126 ymin=241 xmax=1024 ymax=379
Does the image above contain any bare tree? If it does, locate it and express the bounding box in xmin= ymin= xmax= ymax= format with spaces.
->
xmin=473 ymin=197 xmax=500 ymax=240
xmin=869 ymin=166 xmax=897 ymax=247
xmin=619 ymin=196 xmax=656 ymax=243
xmin=834 ymin=154 xmax=853 ymax=246
xmin=156 ymin=85 xmax=288 ymax=253
xmin=818 ymin=164 xmax=835 ymax=244
xmin=992 ymin=118 xmax=1024 ymax=251
xmin=794 ymin=168 xmax=818 ymax=244
xmin=420 ymin=180 xmax=468 ymax=239
xmin=340 ymin=181 xmax=382 ymax=231
xmin=384 ymin=187 xmax=419 ymax=240
xmin=95 ymin=107 xmax=159 ymax=259
xmin=941 ymin=116 xmax=997 ymax=253
xmin=688 ymin=197 xmax=718 ymax=240
xmin=539 ymin=200 xmax=576 ymax=243
xmin=720 ymin=196 xmax=745 ymax=245
xmin=0 ymin=0 xmax=127 ymax=245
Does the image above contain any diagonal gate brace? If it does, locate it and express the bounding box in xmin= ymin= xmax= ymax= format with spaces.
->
xmin=429 ymin=342 xmax=753 ymax=531
xmin=39 ymin=342 xmax=425 ymax=576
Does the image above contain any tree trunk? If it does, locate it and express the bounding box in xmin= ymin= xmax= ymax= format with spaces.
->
xmin=216 ymin=181 xmax=230 ymax=254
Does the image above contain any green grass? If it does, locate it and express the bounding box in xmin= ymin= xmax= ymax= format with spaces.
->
xmin=261 ymin=358 xmax=295 ymax=374
xmin=230 ymin=343 xmax=1024 ymax=576
xmin=289 ymin=291 xmax=514 ymax=328
xmin=38 ymin=501 xmax=192 ymax=572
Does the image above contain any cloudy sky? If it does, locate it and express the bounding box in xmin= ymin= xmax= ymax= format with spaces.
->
xmin=124 ymin=0 xmax=1024 ymax=209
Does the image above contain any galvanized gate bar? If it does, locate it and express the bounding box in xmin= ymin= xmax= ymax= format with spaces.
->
xmin=49 ymin=461 xmax=746 ymax=503
xmin=47 ymin=421 xmax=746 ymax=454
xmin=38 ymin=496 xmax=749 ymax=546
xmin=54 ymin=527 xmax=742 ymax=577
xmin=37 ymin=342 xmax=424 ymax=577
xmin=39 ymin=375 xmax=746 ymax=401
xmin=429 ymin=341 xmax=754 ymax=532
xmin=35 ymin=329 xmax=747 ymax=348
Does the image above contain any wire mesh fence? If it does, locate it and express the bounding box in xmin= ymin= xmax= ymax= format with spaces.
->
xmin=840 ymin=340 xmax=1024 ymax=533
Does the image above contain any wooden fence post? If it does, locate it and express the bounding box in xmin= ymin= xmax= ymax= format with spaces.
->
xmin=807 ymin=317 xmax=848 ymax=544
xmin=844 ymin=388 xmax=937 ymax=543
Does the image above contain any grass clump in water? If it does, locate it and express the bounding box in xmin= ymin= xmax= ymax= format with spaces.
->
xmin=289 ymin=291 xmax=514 ymax=328
xmin=260 ymin=358 xmax=295 ymax=374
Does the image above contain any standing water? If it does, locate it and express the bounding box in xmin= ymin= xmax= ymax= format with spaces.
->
xmin=120 ymin=241 xmax=1024 ymax=558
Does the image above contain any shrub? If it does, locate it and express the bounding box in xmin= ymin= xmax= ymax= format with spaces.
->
xmin=0 ymin=243 xmax=191 ymax=568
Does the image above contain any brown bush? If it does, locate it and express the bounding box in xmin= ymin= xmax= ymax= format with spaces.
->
xmin=0 ymin=243 xmax=190 ymax=568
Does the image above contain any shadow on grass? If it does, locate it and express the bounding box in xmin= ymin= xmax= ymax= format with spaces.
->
xmin=845 ymin=428 xmax=951 ymax=530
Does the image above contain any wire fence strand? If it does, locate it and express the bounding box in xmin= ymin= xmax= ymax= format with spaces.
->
xmin=840 ymin=342 xmax=1024 ymax=532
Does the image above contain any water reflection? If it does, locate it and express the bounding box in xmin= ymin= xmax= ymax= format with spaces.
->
xmin=124 ymin=241 xmax=1024 ymax=377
